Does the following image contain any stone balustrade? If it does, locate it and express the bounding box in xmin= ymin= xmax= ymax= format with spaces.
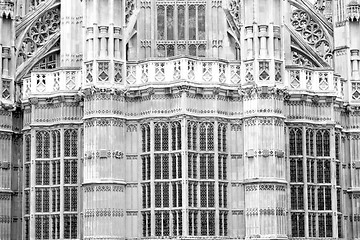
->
xmin=22 ymin=69 xmax=81 ymax=99
xmin=286 ymin=67 xmax=343 ymax=97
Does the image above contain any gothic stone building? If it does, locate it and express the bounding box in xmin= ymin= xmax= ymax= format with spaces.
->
xmin=1 ymin=0 xmax=360 ymax=239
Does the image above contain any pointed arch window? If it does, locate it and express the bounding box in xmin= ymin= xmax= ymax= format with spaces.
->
xmin=289 ymin=128 xmax=302 ymax=155
xmin=64 ymin=129 xmax=78 ymax=157
xmin=306 ymin=129 xmax=314 ymax=156
xmin=316 ymin=130 xmax=330 ymax=157
xmin=171 ymin=121 xmax=182 ymax=150
xmin=36 ymin=131 xmax=50 ymax=158
xmin=155 ymin=122 xmax=169 ymax=151
xmin=142 ymin=124 xmax=151 ymax=153
xmin=156 ymin=2 xmax=207 ymax=57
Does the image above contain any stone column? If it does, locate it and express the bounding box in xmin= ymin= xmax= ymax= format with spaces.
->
xmin=82 ymin=0 xmax=127 ymax=238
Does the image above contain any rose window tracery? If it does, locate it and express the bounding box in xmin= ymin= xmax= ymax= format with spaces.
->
xmin=18 ymin=7 xmax=60 ymax=63
xmin=291 ymin=8 xmax=332 ymax=65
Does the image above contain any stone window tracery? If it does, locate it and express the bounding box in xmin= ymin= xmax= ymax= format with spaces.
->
xmin=290 ymin=7 xmax=332 ymax=64
xmin=64 ymin=129 xmax=78 ymax=157
xmin=156 ymin=2 xmax=207 ymax=57
xmin=316 ymin=130 xmax=330 ymax=157
xmin=18 ymin=7 xmax=60 ymax=63
xmin=289 ymin=128 xmax=302 ymax=155
xmin=36 ymin=130 xmax=50 ymax=158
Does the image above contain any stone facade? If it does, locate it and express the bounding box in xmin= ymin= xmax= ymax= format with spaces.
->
xmin=0 ymin=0 xmax=360 ymax=239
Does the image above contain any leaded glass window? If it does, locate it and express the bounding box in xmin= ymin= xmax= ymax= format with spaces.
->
xmin=36 ymin=131 xmax=50 ymax=158
xmin=142 ymin=155 xmax=151 ymax=181
xmin=316 ymin=130 xmax=330 ymax=157
xmin=155 ymin=211 xmax=170 ymax=236
xmin=289 ymin=128 xmax=302 ymax=155
xmin=155 ymin=154 xmax=169 ymax=179
xmin=64 ymin=214 xmax=77 ymax=239
xmin=142 ymin=212 xmax=151 ymax=237
xmin=306 ymin=129 xmax=314 ymax=156
xmin=172 ymin=153 xmax=181 ymax=179
xmin=290 ymin=185 xmax=304 ymax=210
xmin=291 ymin=212 xmax=305 ymax=237
xmin=155 ymin=122 xmax=169 ymax=151
xmin=52 ymin=130 xmax=61 ymax=158
xmin=64 ymin=129 xmax=78 ymax=157
xmin=218 ymin=123 xmax=227 ymax=152
xmin=171 ymin=121 xmax=181 ymax=150
xmin=156 ymin=2 xmax=206 ymax=57
xmin=290 ymin=158 xmax=303 ymax=182
xmin=141 ymin=124 xmax=151 ymax=152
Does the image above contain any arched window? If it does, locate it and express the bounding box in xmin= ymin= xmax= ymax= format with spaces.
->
xmin=36 ymin=131 xmax=50 ymax=158
xmin=187 ymin=121 xmax=197 ymax=150
xmin=172 ymin=122 xmax=181 ymax=151
xmin=316 ymin=130 xmax=330 ymax=157
xmin=141 ymin=124 xmax=151 ymax=152
xmin=52 ymin=130 xmax=60 ymax=158
xmin=154 ymin=122 xmax=169 ymax=151
xmin=199 ymin=122 xmax=214 ymax=151
xmin=218 ymin=123 xmax=227 ymax=152
xmin=64 ymin=129 xmax=78 ymax=157
xmin=306 ymin=129 xmax=314 ymax=156
xmin=289 ymin=128 xmax=302 ymax=155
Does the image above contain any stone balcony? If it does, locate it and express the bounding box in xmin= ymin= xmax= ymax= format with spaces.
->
xmin=22 ymin=68 xmax=81 ymax=100
xmin=286 ymin=66 xmax=344 ymax=98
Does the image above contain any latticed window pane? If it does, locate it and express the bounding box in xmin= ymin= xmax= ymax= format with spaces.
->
xmin=335 ymin=133 xmax=340 ymax=160
xmin=306 ymin=129 xmax=314 ymax=156
xmin=317 ymin=160 xmax=324 ymax=183
xmin=24 ymin=190 xmax=30 ymax=214
xmin=291 ymin=213 xmax=305 ymax=237
xmin=319 ymin=214 xmax=325 ymax=237
xmin=316 ymin=131 xmax=323 ymax=156
xmin=64 ymin=187 xmax=71 ymax=211
xmin=307 ymin=159 xmax=315 ymax=183
xmin=25 ymin=134 xmax=31 ymax=162
xmin=208 ymin=155 xmax=214 ymax=179
xmin=290 ymin=128 xmax=302 ymax=155
xmin=25 ymin=164 xmax=30 ymax=188
xmin=36 ymin=131 xmax=50 ymax=158
xmin=163 ymin=183 xmax=169 ymax=207
xmin=157 ymin=5 xmax=165 ymax=40
xmin=155 ymin=155 xmax=161 ymax=179
xmin=71 ymin=160 xmax=78 ymax=184
xmin=64 ymin=129 xmax=78 ymax=157
xmin=71 ymin=187 xmax=78 ymax=211
xmin=167 ymin=5 xmax=174 ymax=40
xmin=198 ymin=5 xmax=206 ymax=40
xmin=155 ymin=184 xmax=161 ymax=208
xmin=178 ymin=5 xmax=185 ymax=40
xmin=52 ymin=130 xmax=61 ymax=158
xmin=208 ymin=183 xmax=215 ymax=207
xmin=142 ymin=212 xmax=151 ymax=237
xmin=207 ymin=124 xmax=214 ymax=150
xmin=162 ymin=124 xmax=169 ymax=151
xmin=36 ymin=162 xmax=43 ymax=185
xmin=200 ymin=124 xmax=206 ymax=151
xmin=323 ymin=130 xmax=330 ymax=156
xmin=189 ymin=5 xmax=196 ymax=40
xmin=325 ymin=187 xmax=332 ymax=210
xmin=318 ymin=187 xmax=325 ymax=210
